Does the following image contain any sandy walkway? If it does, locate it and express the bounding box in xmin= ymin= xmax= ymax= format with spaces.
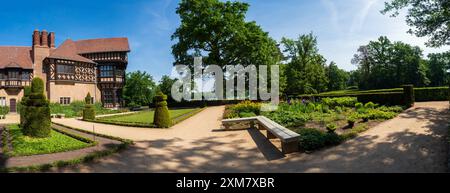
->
xmin=52 ymin=102 xmax=449 ymax=173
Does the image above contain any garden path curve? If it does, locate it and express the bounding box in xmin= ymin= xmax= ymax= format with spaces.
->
xmin=52 ymin=102 xmax=449 ymax=173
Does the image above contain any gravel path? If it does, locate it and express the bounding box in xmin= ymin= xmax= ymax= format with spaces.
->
xmin=53 ymin=102 xmax=449 ymax=173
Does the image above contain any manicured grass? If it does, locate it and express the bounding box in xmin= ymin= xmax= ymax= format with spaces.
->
xmin=98 ymin=108 xmax=199 ymax=124
xmin=6 ymin=124 xmax=91 ymax=157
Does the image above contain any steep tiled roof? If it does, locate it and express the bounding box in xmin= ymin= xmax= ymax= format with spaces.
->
xmin=0 ymin=46 xmax=33 ymax=69
xmin=48 ymin=39 xmax=96 ymax=64
xmin=75 ymin=38 xmax=130 ymax=54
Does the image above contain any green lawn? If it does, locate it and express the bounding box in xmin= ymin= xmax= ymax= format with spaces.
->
xmin=6 ymin=124 xmax=91 ymax=157
xmin=98 ymin=108 xmax=199 ymax=124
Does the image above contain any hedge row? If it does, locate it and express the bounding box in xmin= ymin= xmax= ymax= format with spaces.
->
xmin=297 ymin=87 xmax=449 ymax=104
xmin=415 ymin=87 xmax=448 ymax=102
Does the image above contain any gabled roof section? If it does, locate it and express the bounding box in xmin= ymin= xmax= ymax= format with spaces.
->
xmin=74 ymin=37 xmax=130 ymax=54
xmin=48 ymin=39 xmax=96 ymax=64
xmin=0 ymin=46 xmax=33 ymax=69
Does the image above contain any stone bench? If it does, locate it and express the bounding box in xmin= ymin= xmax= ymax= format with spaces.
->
xmin=51 ymin=114 xmax=65 ymax=118
xmin=222 ymin=116 xmax=300 ymax=154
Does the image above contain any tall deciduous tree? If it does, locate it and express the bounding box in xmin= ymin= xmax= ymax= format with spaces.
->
xmin=158 ymin=75 xmax=178 ymax=101
xmin=123 ymin=71 xmax=156 ymax=107
xmin=281 ymin=33 xmax=329 ymax=94
xmin=382 ymin=0 xmax=450 ymax=47
xmin=326 ymin=62 xmax=350 ymax=91
xmin=171 ymin=0 xmax=281 ymax=68
xmin=352 ymin=36 xmax=429 ymax=89
xmin=427 ymin=51 xmax=450 ymax=86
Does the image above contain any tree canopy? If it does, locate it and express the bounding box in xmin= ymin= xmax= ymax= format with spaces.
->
xmin=352 ymin=36 xmax=430 ymax=89
xmin=382 ymin=0 xmax=450 ymax=47
xmin=281 ymin=33 xmax=329 ymax=95
xmin=171 ymin=0 xmax=281 ymax=68
xmin=122 ymin=71 xmax=157 ymax=107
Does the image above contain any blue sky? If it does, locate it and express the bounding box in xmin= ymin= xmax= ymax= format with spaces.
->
xmin=0 ymin=0 xmax=448 ymax=81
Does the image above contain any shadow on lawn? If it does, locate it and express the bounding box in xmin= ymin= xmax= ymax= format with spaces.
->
xmin=53 ymin=104 xmax=449 ymax=173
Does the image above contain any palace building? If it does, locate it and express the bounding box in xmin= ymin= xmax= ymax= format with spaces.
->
xmin=0 ymin=30 xmax=130 ymax=112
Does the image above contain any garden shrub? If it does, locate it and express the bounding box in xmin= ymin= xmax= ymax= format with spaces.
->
xmin=414 ymin=87 xmax=448 ymax=102
xmin=355 ymin=102 xmax=363 ymax=109
xmin=264 ymin=110 xmax=310 ymax=128
xmin=239 ymin=111 xmax=257 ymax=118
xmin=347 ymin=116 xmax=357 ymax=127
xmin=356 ymin=92 xmax=404 ymax=106
xmin=321 ymin=97 xmax=358 ymax=108
xmin=364 ymin=102 xmax=376 ymax=109
xmin=22 ymin=78 xmax=51 ymax=138
xmin=297 ymin=128 xmax=326 ymax=151
xmin=296 ymin=128 xmax=341 ymax=151
xmin=153 ymin=91 xmax=171 ymax=128
xmin=403 ymin=85 xmax=414 ymax=108
xmin=0 ymin=106 xmax=9 ymax=115
xmin=82 ymin=93 xmax=95 ymax=120
xmin=19 ymin=86 xmax=31 ymax=126
xmin=231 ymin=101 xmax=261 ymax=115
xmin=376 ymin=106 xmax=404 ymax=113
xmin=326 ymin=123 xmax=337 ymax=133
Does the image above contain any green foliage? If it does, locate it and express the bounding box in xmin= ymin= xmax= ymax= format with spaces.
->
xmin=31 ymin=77 xmax=44 ymax=94
xmin=347 ymin=116 xmax=357 ymax=127
xmin=6 ymin=124 xmax=90 ymax=157
xmin=0 ymin=106 xmax=9 ymax=115
xmin=321 ymin=97 xmax=358 ymax=108
xmin=82 ymin=93 xmax=96 ymax=120
xmin=352 ymin=36 xmax=429 ymax=90
xmin=282 ymin=33 xmax=329 ymax=94
xmin=231 ymin=101 xmax=261 ymax=115
xmin=325 ymin=123 xmax=337 ymax=133
xmin=295 ymin=128 xmax=341 ymax=151
xmin=355 ymin=102 xmax=363 ymax=109
xmin=123 ymin=71 xmax=157 ymax=107
xmin=326 ymin=62 xmax=350 ymax=91
xmin=264 ymin=110 xmax=309 ymax=128
xmin=382 ymin=0 xmax=450 ymax=47
xmin=22 ymin=77 xmax=51 ymax=138
xmin=357 ymin=92 xmax=405 ymax=106
xmin=403 ymin=85 xmax=415 ymax=107
xmin=364 ymin=102 xmax=376 ymax=109
xmin=50 ymin=101 xmax=124 ymax=118
xmin=85 ymin=92 xmax=92 ymax=104
xmin=172 ymin=0 xmax=280 ymax=69
xmin=239 ymin=112 xmax=257 ymax=118
xmin=427 ymin=52 xmax=450 ymax=86
xmin=158 ymin=75 xmax=178 ymax=102
xmin=153 ymin=92 xmax=171 ymax=128
xmin=415 ymin=87 xmax=449 ymax=101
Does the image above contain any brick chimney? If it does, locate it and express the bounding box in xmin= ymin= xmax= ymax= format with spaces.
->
xmin=41 ymin=30 xmax=48 ymax=47
xmin=32 ymin=29 xmax=40 ymax=46
xmin=48 ymin=32 xmax=55 ymax=48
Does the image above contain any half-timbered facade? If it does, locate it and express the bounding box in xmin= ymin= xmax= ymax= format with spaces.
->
xmin=0 ymin=30 xmax=130 ymax=111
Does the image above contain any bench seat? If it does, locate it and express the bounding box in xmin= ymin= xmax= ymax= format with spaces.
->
xmin=222 ymin=116 xmax=300 ymax=154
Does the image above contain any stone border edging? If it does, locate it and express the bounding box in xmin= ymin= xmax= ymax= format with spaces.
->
xmin=0 ymin=123 xmax=132 ymax=173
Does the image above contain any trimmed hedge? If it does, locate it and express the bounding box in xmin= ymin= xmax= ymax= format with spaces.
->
xmin=415 ymin=87 xmax=449 ymax=102
xmin=153 ymin=92 xmax=171 ymax=128
xmin=403 ymin=85 xmax=414 ymax=107
xmin=297 ymin=86 xmax=449 ymax=105
xmin=22 ymin=78 xmax=51 ymax=138
xmin=82 ymin=93 xmax=95 ymax=120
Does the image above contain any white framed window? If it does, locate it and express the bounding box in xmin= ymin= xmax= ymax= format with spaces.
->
xmin=59 ymin=97 xmax=71 ymax=105
xmin=0 ymin=97 xmax=6 ymax=106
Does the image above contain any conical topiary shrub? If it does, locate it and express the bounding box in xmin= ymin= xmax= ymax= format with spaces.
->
xmin=153 ymin=91 xmax=171 ymax=128
xmin=22 ymin=77 xmax=51 ymax=138
xmin=83 ymin=92 xmax=95 ymax=120
xmin=402 ymin=85 xmax=414 ymax=108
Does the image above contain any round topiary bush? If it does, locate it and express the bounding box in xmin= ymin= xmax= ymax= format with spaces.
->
xmin=22 ymin=77 xmax=51 ymax=138
xmin=153 ymin=91 xmax=171 ymax=128
xmin=83 ymin=92 xmax=95 ymax=120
